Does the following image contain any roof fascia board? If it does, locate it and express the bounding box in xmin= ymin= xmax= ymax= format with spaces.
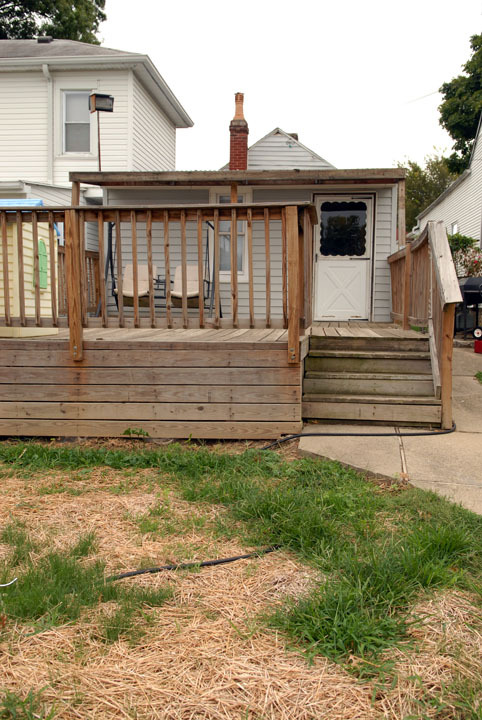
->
xmin=0 ymin=54 xmax=193 ymax=128
xmin=70 ymin=168 xmax=405 ymax=187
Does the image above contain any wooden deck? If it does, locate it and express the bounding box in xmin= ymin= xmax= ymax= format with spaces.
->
xmin=0 ymin=327 xmax=302 ymax=439
xmin=310 ymin=322 xmax=426 ymax=339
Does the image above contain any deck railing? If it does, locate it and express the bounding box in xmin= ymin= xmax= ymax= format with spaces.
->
xmin=0 ymin=203 xmax=316 ymax=365
xmin=388 ymin=221 xmax=462 ymax=428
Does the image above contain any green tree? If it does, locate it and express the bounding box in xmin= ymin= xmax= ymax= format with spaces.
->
xmin=439 ymin=34 xmax=482 ymax=173
xmin=0 ymin=1 xmax=106 ymax=45
xmin=398 ymin=154 xmax=456 ymax=232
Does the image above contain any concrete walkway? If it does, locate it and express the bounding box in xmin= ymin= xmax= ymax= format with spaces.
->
xmin=299 ymin=347 xmax=482 ymax=514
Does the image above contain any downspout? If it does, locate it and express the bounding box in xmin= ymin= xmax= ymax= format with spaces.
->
xmin=42 ymin=64 xmax=54 ymax=185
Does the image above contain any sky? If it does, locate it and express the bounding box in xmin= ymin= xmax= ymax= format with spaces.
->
xmin=100 ymin=0 xmax=482 ymax=171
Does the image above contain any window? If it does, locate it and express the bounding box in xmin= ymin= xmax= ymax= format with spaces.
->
xmin=451 ymin=222 xmax=459 ymax=235
xmin=63 ymin=91 xmax=90 ymax=153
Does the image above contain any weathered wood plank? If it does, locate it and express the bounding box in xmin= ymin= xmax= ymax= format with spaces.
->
xmin=146 ymin=209 xmax=155 ymax=328
xmin=0 ymin=401 xmax=299 ymax=422
xmin=115 ymin=210 xmax=125 ymax=328
xmin=214 ymin=208 xmax=220 ymax=328
xmin=302 ymin=401 xmax=441 ymax=423
xmin=1 ymin=211 xmax=11 ymax=326
xmin=180 ymin=208 xmax=188 ymax=328
xmin=264 ymin=208 xmax=271 ymax=328
xmin=0 ymin=366 xmax=300 ymax=385
xmin=15 ymin=212 xmax=25 ymax=326
xmin=197 ymin=210 xmax=204 ymax=328
xmin=48 ymin=211 xmax=58 ymax=327
xmin=0 ymin=419 xmax=302 ymax=439
xmin=131 ymin=210 xmax=139 ymax=328
xmin=247 ymin=207 xmax=254 ymax=328
xmin=32 ymin=211 xmax=41 ymax=326
xmin=0 ymin=384 xmax=301 ymax=403
xmin=286 ymin=206 xmax=300 ymax=364
xmin=0 ymin=348 xmax=293 ymax=368
xmin=64 ymin=210 xmax=83 ymax=361
xmin=163 ymin=210 xmax=172 ymax=328
xmin=231 ymin=207 xmax=238 ymax=328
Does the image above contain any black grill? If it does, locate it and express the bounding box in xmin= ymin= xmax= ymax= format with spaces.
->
xmin=458 ymin=277 xmax=482 ymax=338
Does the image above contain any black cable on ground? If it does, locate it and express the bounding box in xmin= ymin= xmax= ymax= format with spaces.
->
xmin=106 ymin=545 xmax=282 ymax=582
xmin=106 ymin=424 xmax=456 ymax=582
xmin=261 ymin=423 xmax=457 ymax=451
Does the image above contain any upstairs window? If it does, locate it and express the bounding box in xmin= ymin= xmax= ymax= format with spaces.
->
xmin=63 ymin=91 xmax=90 ymax=153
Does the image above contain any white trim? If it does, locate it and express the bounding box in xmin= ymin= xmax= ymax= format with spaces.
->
xmin=208 ymin=187 xmax=253 ymax=283
xmin=60 ymin=88 xmax=95 ymax=157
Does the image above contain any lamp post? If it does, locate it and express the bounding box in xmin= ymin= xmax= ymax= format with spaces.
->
xmin=89 ymin=93 xmax=114 ymax=171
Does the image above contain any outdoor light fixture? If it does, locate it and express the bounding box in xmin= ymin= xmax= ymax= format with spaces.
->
xmin=89 ymin=93 xmax=114 ymax=171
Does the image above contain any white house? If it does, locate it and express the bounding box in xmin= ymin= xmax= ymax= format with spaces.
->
xmin=416 ymin=115 xmax=482 ymax=243
xmin=0 ymin=37 xmax=192 ymax=204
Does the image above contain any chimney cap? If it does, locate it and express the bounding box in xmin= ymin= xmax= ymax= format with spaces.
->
xmin=37 ymin=36 xmax=53 ymax=43
xmin=233 ymin=92 xmax=246 ymax=121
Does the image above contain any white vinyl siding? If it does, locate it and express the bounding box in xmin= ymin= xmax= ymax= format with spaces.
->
xmin=53 ymin=70 xmax=130 ymax=184
xmin=248 ymin=132 xmax=333 ymax=170
xmin=0 ymin=71 xmax=49 ymax=182
xmin=132 ymin=74 xmax=176 ymax=171
xmin=418 ymin=131 xmax=482 ymax=242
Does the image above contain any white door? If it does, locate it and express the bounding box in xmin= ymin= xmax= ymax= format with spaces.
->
xmin=314 ymin=196 xmax=373 ymax=321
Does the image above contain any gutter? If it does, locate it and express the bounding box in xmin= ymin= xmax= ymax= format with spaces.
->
xmin=0 ymin=54 xmax=193 ymax=128
xmin=42 ymin=63 xmax=53 ymax=184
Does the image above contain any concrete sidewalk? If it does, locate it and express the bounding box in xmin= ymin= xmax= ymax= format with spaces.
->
xmin=298 ymin=347 xmax=482 ymax=514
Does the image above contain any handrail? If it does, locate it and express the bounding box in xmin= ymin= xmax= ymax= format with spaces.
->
xmin=388 ymin=221 xmax=462 ymax=428
xmin=0 ymin=202 xmax=317 ymax=367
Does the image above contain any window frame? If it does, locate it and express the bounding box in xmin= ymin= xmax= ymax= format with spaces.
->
xmin=209 ymin=188 xmax=252 ymax=283
xmin=62 ymin=90 xmax=92 ymax=155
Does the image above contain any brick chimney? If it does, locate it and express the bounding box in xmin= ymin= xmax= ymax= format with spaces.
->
xmin=229 ymin=92 xmax=249 ymax=170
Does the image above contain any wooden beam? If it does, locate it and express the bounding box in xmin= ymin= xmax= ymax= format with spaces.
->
xmin=402 ymin=240 xmax=412 ymax=330
xmin=163 ymin=210 xmax=172 ymax=328
xmin=180 ymin=209 xmax=188 ymax=329
xmin=286 ymin=206 xmax=300 ymax=364
xmin=32 ymin=211 xmax=41 ymax=327
xmin=264 ymin=208 xmax=271 ymax=329
xmin=247 ymin=208 xmax=254 ymax=328
xmin=398 ymin=178 xmax=406 ymax=246
xmin=48 ymin=211 xmax=58 ymax=327
xmin=115 ymin=211 xmax=124 ymax=328
xmin=146 ymin=210 xmax=155 ymax=329
xmin=197 ymin=210 xmax=204 ymax=328
xmin=1 ymin=211 xmax=11 ymax=327
xmin=440 ymin=304 xmax=456 ymax=429
xmin=15 ymin=211 xmax=25 ymax=326
xmin=64 ymin=209 xmax=83 ymax=361
xmin=71 ymin=181 xmax=80 ymax=205
xmin=230 ymin=208 xmax=238 ymax=328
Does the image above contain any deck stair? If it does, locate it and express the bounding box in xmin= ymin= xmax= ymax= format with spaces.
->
xmin=302 ymin=332 xmax=442 ymax=426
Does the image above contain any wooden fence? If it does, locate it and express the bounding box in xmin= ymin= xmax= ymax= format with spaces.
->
xmin=0 ymin=203 xmax=316 ymax=365
xmin=388 ymin=221 xmax=462 ymax=428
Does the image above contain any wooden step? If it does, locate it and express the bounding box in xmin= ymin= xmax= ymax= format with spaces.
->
xmin=302 ymin=394 xmax=441 ymax=424
xmin=305 ymin=350 xmax=432 ymax=375
xmin=304 ymin=371 xmax=435 ymax=397
xmin=309 ymin=335 xmax=429 ymax=352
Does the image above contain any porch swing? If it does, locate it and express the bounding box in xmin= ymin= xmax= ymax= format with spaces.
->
xmin=103 ymin=220 xmax=219 ymax=317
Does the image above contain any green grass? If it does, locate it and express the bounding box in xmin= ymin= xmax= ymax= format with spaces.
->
xmin=0 ymin=442 xmax=481 ymax=665
xmin=0 ymin=525 xmax=172 ymax=642
xmin=0 ymin=688 xmax=55 ymax=719
xmin=475 ymin=371 xmax=482 ymax=385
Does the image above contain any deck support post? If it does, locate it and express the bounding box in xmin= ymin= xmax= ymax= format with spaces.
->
xmin=286 ymin=206 xmax=300 ymax=364
xmin=65 ymin=209 xmax=83 ymax=361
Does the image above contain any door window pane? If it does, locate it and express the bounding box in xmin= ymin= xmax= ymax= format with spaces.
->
xmin=320 ymin=201 xmax=367 ymax=257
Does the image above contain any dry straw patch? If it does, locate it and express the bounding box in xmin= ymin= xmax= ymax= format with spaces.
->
xmin=0 ymin=469 xmax=378 ymax=720
xmin=373 ymin=590 xmax=482 ymax=719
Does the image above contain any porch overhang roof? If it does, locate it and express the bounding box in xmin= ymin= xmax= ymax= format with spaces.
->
xmin=70 ymin=168 xmax=406 ymax=187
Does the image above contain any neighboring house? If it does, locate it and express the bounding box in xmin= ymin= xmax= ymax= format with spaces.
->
xmin=0 ymin=37 xmax=192 ymax=205
xmin=96 ymin=94 xmax=403 ymax=323
xmin=221 ymin=126 xmax=335 ymax=171
xmin=416 ymin=114 xmax=482 ymax=243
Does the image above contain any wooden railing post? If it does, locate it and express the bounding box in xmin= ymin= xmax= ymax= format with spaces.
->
xmin=402 ymin=241 xmax=412 ymax=330
xmin=65 ymin=209 xmax=83 ymax=361
xmin=286 ymin=206 xmax=300 ymax=364
xmin=440 ymin=304 xmax=456 ymax=429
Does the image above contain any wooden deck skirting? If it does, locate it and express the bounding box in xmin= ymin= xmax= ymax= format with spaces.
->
xmin=0 ymin=328 xmax=302 ymax=439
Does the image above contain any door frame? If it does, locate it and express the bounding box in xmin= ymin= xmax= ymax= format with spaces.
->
xmin=312 ymin=193 xmax=376 ymax=322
